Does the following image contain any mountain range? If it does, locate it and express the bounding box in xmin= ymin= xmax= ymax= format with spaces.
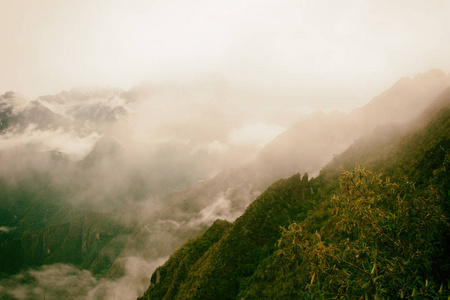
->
xmin=0 ymin=69 xmax=449 ymax=299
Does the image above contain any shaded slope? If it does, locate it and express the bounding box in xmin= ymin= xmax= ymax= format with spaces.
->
xmin=138 ymin=219 xmax=232 ymax=300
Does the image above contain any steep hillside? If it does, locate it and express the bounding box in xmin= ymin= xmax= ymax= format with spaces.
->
xmin=141 ymin=219 xmax=232 ymax=300
xmin=139 ymin=88 xmax=450 ymax=299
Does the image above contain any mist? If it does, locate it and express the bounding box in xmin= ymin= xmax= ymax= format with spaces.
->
xmin=0 ymin=264 xmax=97 ymax=300
xmin=0 ymin=82 xmax=290 ymax=199
xmin=0 ymin=81 xmax=294 ymax=300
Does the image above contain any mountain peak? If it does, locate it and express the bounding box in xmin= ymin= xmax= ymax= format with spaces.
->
xmin=413 ymin=68 xmax=447 ymax=81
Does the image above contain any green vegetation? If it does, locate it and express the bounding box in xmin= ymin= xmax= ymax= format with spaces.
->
xmin=0 ymin=207 xmax=138 ymax=276
xmin=140 ymin=172 xmax=313 ymax=300
xmin=138 ymin=219 xmax=232 ymax=300
xmin=277 ymin=166 xmax=448 ymax=299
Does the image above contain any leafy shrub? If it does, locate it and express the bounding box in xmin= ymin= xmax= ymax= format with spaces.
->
xmin=278 ymin=166 xmax=449 ymax=299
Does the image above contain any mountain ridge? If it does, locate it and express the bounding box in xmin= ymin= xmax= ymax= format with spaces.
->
xmin=138 ymin=77 xmax=450 ymax=300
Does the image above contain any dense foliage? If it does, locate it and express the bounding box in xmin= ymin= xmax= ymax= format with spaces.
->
xmin=278 ymin=166 xmax=449 ymax=299
xmin=138 ymin=219 xmax=232 ymax=300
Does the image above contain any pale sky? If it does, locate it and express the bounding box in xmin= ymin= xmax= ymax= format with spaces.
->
xmin=1 ymin=0 xmax=450 ymax=110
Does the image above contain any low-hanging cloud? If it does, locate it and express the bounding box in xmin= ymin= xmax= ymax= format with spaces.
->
xmin=0 ymin=264 xmax=97 ymax=300
xmin=0 ymin=125 xmax=100 ymax=161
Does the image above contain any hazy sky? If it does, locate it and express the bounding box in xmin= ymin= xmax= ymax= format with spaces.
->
xmin=1 ymin=0 xmax=449 ymax=110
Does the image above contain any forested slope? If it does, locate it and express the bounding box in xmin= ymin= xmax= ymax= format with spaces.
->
xmin=139 ymin=88 xmax=450 ymax=299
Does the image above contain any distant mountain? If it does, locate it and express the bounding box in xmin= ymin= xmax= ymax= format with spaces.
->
xmin=38 ymin=88 xmax=129 ymax=131
xmin=353 ymin=69 xmax=450 ymax=125
xmin=255 ymin=69 xmax=450 ymax=180
xmin=0 ymin=92 xmax=70 ymax=132
xmin=0 ymin=88 xmax=130 ymax=137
